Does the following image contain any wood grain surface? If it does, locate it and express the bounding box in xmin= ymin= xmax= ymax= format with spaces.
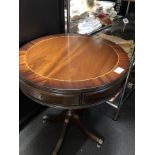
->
xmin=19 ymin=34 xmax=129 ymax=91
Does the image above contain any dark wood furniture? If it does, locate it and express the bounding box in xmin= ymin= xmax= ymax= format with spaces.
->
xmin=19 ymin=34 xmax=129 ymax=155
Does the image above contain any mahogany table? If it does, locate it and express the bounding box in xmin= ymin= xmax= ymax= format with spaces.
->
xmin=19 ymin=34 xmax=129 ymax=155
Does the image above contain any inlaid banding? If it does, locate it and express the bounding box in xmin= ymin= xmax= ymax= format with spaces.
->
xmin=25 ymin=36 xmax=119 ymax=81
xmin=19 ymin=34 xmax=129 ymax=90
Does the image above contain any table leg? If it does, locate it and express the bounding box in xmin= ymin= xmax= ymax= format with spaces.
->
xmin=43 ymin=110 xmax=104 ymax=154
xmin=73 ymin=114 xmax=104 ymax=145
xmin=51 ymin=115 xmax=70 ymax=155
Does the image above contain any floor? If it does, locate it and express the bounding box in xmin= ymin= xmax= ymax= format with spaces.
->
xmin=19 ymin=92 xmax=135 ymax=155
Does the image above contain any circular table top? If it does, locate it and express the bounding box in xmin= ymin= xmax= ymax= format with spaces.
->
xmin=19 ymin=34 xmax=129 ymax=92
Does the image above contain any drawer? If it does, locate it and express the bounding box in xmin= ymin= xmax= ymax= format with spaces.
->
xmin=83 ymin=81 xmax=124 ymax=106
xmin=20 ymin=80 xmax=80 ymax=107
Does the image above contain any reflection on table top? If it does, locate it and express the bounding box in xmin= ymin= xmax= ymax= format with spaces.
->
xmin=19 ymin=34 xmax=129 ymax=91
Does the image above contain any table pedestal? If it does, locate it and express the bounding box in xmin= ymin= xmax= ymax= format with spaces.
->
xmin=43 ymin=110 xmax=104 ymax=155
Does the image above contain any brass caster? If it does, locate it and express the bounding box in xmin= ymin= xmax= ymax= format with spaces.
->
xmin=98 ymin=138 xmax=103 ymax=145
xmin=43 ymin=115 xmax=48 ymax=120
xmin=96 ymin=138 xmax=103 ymax=148
xmin=42 ymin=115 xmax=48 ymax=124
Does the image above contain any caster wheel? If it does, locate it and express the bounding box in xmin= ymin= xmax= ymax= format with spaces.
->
xmin=97 ymin=144 xmax=101 ymax=148
xmin=96 ymin=138 xmax=103 ymax=148
xmin=42 ymin=119 xmax=47 ymax=124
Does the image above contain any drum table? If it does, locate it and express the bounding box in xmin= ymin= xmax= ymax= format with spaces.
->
xmin=19 ymin=34 xmax=129 ymax=155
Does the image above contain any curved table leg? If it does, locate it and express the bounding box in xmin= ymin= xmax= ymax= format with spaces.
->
xmin=73 ymin=114 xmax=104 ymax=145
xmin=51 ymin=115 xmax=70 ymax=155
xmin=43 ymin=110 xmax=104 ymax=155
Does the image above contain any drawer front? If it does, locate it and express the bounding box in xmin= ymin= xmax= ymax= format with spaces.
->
xmin=83 ymin=81 xmax=124 ymax=106
xmin=20 ymin=80 xmax=80 ymax=107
